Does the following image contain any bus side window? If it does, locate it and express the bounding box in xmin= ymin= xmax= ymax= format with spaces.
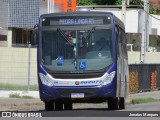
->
xmin=115 ymin=25 xmax=120 ymax=57
xmin=119 ymin=28 xmax=123 ymax=56
xmin=122 ymin=30 xmax=127 ymax=58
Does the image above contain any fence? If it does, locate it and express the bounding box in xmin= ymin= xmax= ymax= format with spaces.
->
xmin=129 ymin=64 xmax=160 ymax=93
xmin=0 ymin=45 xmax=37 ymax=90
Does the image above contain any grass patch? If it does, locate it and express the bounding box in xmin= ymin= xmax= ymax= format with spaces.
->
xmin=9 ymin=93 xmax=21 ymax=98
xmin=21 ymin=95 xmax=34 ymax=99
xmin=9 ymin=93 xmax=34 ymax=99
xmin=0 ymin=84 xmax=38 ymax=91
xmin=131 ymin=98 xmax=159 ymax=104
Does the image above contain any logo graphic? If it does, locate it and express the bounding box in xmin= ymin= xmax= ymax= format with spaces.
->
xmin=79 ymin=62 xmax=86 ymax=69
xmin=57 ymin=56 xmax=63 ymax=65
xmin=98 ymin=53 xmax=102 ymax=57
xmin=2 ymin=112 xmax=11 ymax=117
xmin=75 ymin=81 xmax=79 ymax=85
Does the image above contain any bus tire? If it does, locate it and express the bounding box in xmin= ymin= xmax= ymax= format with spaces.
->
xmin=64 ymin=101 xmax=73 ymax=110
xmin=108 ymin=98 xmax=119 ymax=110
xmin=55 ymin=100 xmax=63 ymax=111
xmin=119 ymin=97 xmax=125 ymax=109
xmin=45 ymin=101 xmax=54 ymax=111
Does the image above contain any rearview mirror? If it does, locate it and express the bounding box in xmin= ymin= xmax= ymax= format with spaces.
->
xmin=31 ymin=24 xmax=38 ymax=46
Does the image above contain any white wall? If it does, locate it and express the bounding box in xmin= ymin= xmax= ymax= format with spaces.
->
xmin=151 ymin=14 xmax=160 ymax=35
xmin=0 ymin=47 xmax=37 ymax=85
xmin=128 ymin=51 xmax=160 ymax=64
xmin=91 ymin=9 xmax=160 ymax=35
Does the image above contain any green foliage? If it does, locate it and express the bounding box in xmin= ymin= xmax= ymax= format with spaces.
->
xmin=130 ymin=0 xmax=143 ymax=5
xmin=77 ymin=0 xmax=96 ymax=6
xmin=21 ymin=95 xmax=34 ymax=99
xmin=77 ymin=0 xmax=160 ymax=15
xmin=149 ymin=4 xmax=155 ymax=14
xmin=9 ymin=93 xmax=34 ymax=99
xmin=77 ymin=0 xmax=120 ymax=5
xmin=9 ymin=93 xmax=21 ymax=98
xmin=115 ymin=0 xmax=122 ymax=5
xmin=131 ymin=98 xmax=159 ymax=104
xmin=93 ymin=0 xmax=117 ymax=5
xmin=77 ymin=0 xmax=144 ymax=6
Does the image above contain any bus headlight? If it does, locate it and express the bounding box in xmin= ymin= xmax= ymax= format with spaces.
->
xmin=39 ymin=73 xmax=54 ymax=86
xmin=101 ymin=71 xmax=116 ymax=85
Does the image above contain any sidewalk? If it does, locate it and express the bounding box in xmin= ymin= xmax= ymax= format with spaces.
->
xmin=126 ymin=91 xmax=160 ymax=103
xmin=0 ymin=90 xmax=39 ymax=98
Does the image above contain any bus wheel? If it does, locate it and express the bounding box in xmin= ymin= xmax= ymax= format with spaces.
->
xmin=55 ymin=100 xmax=63 ymax=111
xmin=64 ymin=101 xmax=73 ymax=110
xmin=45 ymin=101 xmax=54 ymax=111
xmin=108 ymin=98 xmax=119 ymax=110
xmin=119 ymin=97 xmax=125 ymax=109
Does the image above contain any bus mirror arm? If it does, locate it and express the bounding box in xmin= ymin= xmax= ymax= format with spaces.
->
xmin=34 ymin=24 xmax=38 ymax=29
xmin=31 ymin=24 xmax=38 ymax=46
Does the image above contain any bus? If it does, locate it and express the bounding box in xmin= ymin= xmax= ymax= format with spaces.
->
xmin=35 ymin=11 xmax=129 ymax=111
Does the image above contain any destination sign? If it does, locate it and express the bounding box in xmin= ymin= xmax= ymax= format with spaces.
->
xmin=42 ymin=15 xmax=112 ymax=26
xmin=58 ymin=18 xmax=95 ymax=25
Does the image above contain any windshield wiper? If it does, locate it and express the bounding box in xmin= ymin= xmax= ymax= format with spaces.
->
xmin=80 ymin=27 xmax=95 ymax=48
xmin=57 ymin=28 xmax=73 ymax=46
xmin=57 ymin=28 xmax=78 ymax=69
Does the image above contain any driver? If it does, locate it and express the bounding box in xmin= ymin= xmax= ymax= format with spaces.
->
xmin=92 ymin=37 xmax=110 ymax=51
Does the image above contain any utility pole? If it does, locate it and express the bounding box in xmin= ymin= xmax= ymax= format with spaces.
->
xmin=144 ymin=0 xmax=150 ymax=52
xmin=27 ymin=43 xmax=31 ymax=91
xmin=140 ymin=0 xmax=149 ymax=63
xmin=48 ymin=0 xmax=54 ymax=13
xmin=122 ymin=0 xmax=127 ymax=25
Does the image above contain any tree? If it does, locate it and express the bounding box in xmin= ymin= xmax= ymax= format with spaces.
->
xmin=77 ymin=0 xmax=96 ymax=6
xmin=77 ymin=0 xmax=159 ymax=14
xmin=77 ymin=0 xmax=118 ymax=5
xmin=77 ymin=0 xmax=144 ymax=6
xmin=130 ymin=0 xmax=143 ymax=5
xmin=93 ymin=0 xmax=117 ymax=5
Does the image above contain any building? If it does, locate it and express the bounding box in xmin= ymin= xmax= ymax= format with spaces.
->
xmin=0 ymin=0 xmax=76 ymax=47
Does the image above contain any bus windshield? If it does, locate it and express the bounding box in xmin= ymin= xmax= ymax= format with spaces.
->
xmin=41 ymin=27 xmax=113 ymax=72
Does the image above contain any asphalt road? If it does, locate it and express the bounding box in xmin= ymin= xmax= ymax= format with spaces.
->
xmin=1 ymin=91 xmax=160 ymax=119
xmin=125 ymin=101 xmax=160 ymax=111
xmin=35 ymin=102 xmax=160 ymax=117
xmin=1 ymin=101 xmax=160 ymax=117
xmin=1 ymin=102 xmax=160 ymax=120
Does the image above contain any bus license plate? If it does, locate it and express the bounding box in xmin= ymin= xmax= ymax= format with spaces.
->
xmin=71 ymin=93 xmax=84 ymax=98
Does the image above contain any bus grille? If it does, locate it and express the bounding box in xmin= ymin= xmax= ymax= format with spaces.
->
xmin=56 ymin=88 xmax=99 ymax=98
xmin=51 ymin=72 xmax=104 ymax=79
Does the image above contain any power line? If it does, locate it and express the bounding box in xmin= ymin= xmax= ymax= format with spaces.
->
xmin=143 ymin=9 xmax=160 ymax=21
xmin=136 ymin=2 xmax=160 ymax=21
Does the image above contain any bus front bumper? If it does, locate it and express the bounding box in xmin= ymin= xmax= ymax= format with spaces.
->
xmin=39 ymin=85 xmax=116 ymax=102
